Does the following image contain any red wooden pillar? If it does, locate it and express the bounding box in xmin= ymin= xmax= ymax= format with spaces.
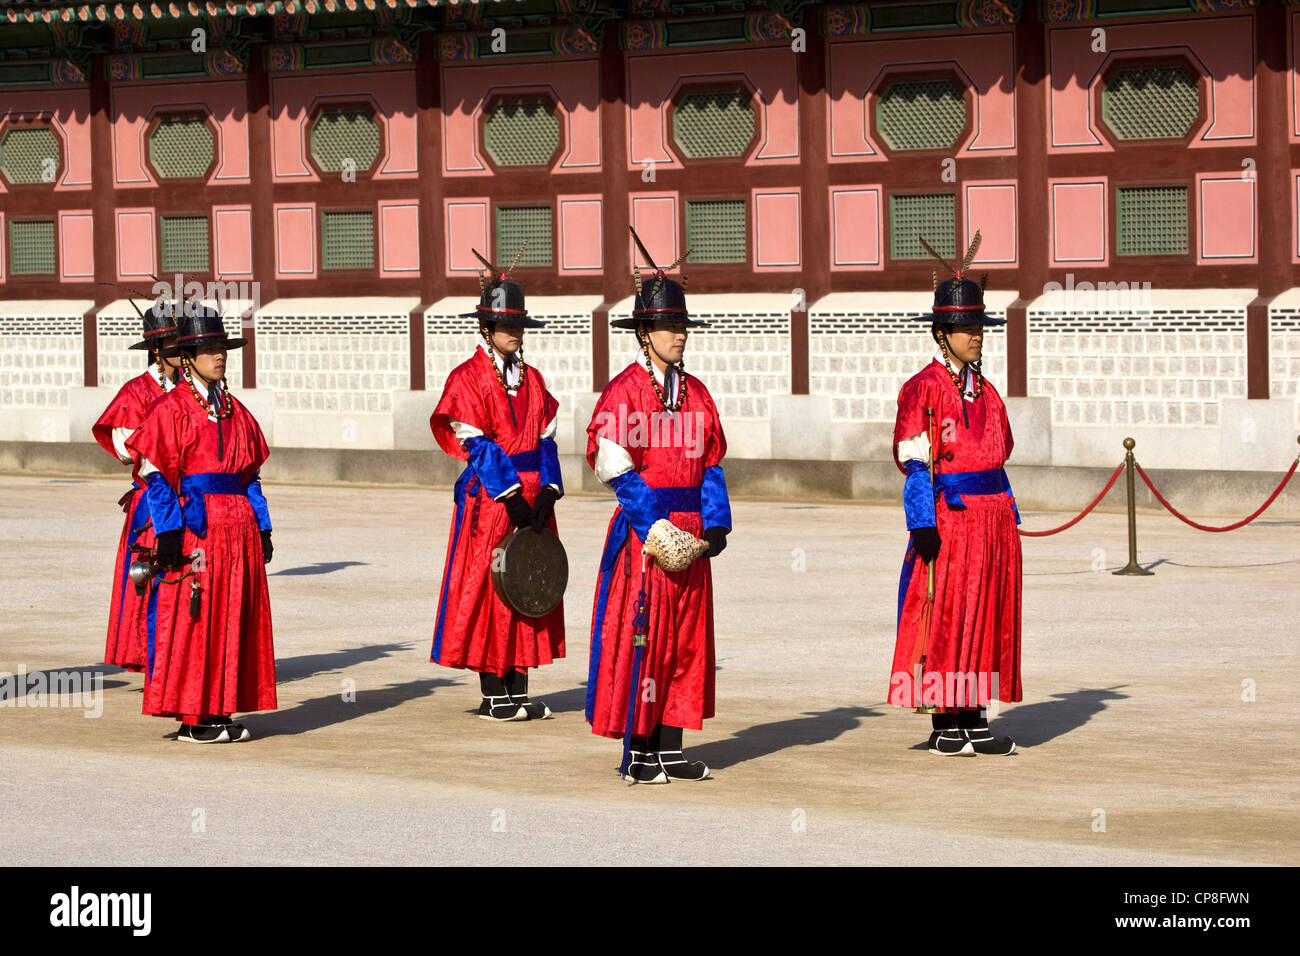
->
xmin=245 ymin=44 xmax=278 ymax=390
xmin=1009 ymin=10 xmax=1048 ymax=399
xmin=1251 ymin=0 xmax=1290 ymax=399
xmin=86 ymin=52 xmax=115 ymax=388
xmin=793 ymin=21 xmax=829 ymax=396
xmin=596 ymin=31 xmax=628 ymax=391
xmin=411 ymin=32 xmax=445 ymax=391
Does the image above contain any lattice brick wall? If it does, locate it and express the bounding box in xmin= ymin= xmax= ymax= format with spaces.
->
xmin=673 ymin=90 xmax=754 ymax=159
xmin=1268 ymin=310 xmax=1300 ymax=429
xmin=425 ymin=311 xmax=592 ymax=427
xmin=1026 ymin=310 xmax=1245 ymax=426
xmin=810 ymin=309 xmax=1007 ymax=422
xmin=876 ymin=79 xmax=965 ymax=152
xmin=95 ymin=310 xmax=245 ymax=392
xmin=607 ymin=311 xmax=790 ymax=421
xmin=254 ymin=312 xmax=407 ymax=413
xmin=0 ymin=312 xmax=83 ymax=410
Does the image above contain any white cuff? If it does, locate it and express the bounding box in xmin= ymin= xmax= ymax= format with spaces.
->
xmin=451 ymin=419 xmax=485 ymax=447
xmin=896 ymin=431 xmax=931 ymax=467
xmin=541 ymin=415 xmax=558 ymax=441
xmin=137 ymin=455 xmax=160 ymax=479
xmin=594 ymin=436 xmax=635 ymax=485
xmin=493 ymin=483 xmax=522 ymax=502
xmin=111 ymin=426 xmax=135 ymax=465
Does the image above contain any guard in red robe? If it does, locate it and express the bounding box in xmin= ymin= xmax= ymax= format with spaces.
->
xmin=429 ymin=251 xmax=565 ymax=721
xmin=92 ymin=304 xmax=181 ymax=673
xmin=127 ymin=306 xmax=276 ymax=744
xmin=890 ymin=232 xmax=1020 ymax=756
xmin=585 ymin=231 xmax=731 ymax=784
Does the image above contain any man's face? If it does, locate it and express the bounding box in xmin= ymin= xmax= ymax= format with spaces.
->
xmin=647 ymin=320 xmax=688 ymax=363
xmin=189 ymin=343 xmax=227 ymax=384
xmin=157 ymin=336 xmax=181 ymax=370
xmin=944 ymin=324 xmax=983 ymax=366
xmin=490 ymin=323 xmax=524 ymax=357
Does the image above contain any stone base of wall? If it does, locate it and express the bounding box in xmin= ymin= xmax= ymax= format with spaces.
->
xmin=4 ymin=440 xmax=1297 ymax=519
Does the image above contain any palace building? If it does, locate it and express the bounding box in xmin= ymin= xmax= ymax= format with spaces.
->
xmin=1 ymin=0 xmax=1298 ymax=479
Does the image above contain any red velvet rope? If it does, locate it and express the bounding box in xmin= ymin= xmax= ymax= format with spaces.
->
xmin=1017 ymin=462 xmax=1124 ymax=537
xmin=1135 ymin=459 xmax=1299 ymax=532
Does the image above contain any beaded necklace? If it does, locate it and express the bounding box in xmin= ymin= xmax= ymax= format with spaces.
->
xmin=480 ymin=325 xmax=525 ymax=393
xmin=182 ymin=357 xmax=234 ymax=419
xmin=639 ymin=333 xmax=686 ymax=412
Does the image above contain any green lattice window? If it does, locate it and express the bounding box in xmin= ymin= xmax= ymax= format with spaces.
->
xmin=0 ymin=127 xmax=60 ymax=185
xmin=890 ymin=193 xmax=955 ymax=260
xmin=1102 ymin=66 xmax=1199 ymax=141
xmin=672 ymin=90 xmax=755 ymax=160
xmin=496 ymin=206 xmax=553 ymax=267
xmin=1116 ymin=186 xmax=1187 ymax=256
xmin=9 ymin=219 xmax=56 ymax=274
xmin=685 ymin=199 xmax=746 ymax=263
xmin=876 ymin=79 xmax=966 ymax=151
xmin=148 ymin=116 xmax=215 ymax=180
xmin=310 ymin=109 xmax=381 ymax=174
xmin=322 ymin=210 xmax=375 ymax=270
xmin=483 ymin=101 xmax=559 ymax=167
xmin=160 ymin=216 xmax=210 ymax=273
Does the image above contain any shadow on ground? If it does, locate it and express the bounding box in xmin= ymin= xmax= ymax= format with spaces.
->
xmin=994 ymin=686 xmax=1130 ymax=746
xmin=264 ymin=677 xmax=461 ymax=736
xmin=0 ymin=663 xmax=130 ymax=696
xmin=270 ymin=561 xmax=368 ymax=577
xmin=275 ymin=642 xmax=415 ymax=684
xmin=691 ymin=706 xmax=881 ymax=770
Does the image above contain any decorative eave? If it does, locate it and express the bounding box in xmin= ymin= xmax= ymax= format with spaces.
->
xmin=1 ymin=0 xmax=443 ymax=26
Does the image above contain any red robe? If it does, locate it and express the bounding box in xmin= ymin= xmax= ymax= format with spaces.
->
xmin=92 ymin=370 xmax=168 ymax=673
xmin=429 ymin=348 xmax=565 ymax=675
xmin=126 ymin=384 xmax=276 ymax=719
xmin=584 ymin=363 xmax=729 ymax=739
xmin=890 ymin=360 xmax=1022 ymax=709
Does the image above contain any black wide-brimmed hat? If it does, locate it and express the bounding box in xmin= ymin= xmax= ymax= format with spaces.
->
xmin=611 ymin=227 xmax=709 ymax=330
xmin=163 ymin=305 xmax=247 ymax=354
xmin=913 ymin=230 xmax=1005 ymax=326
xmin=128 ymin=304 xmax=179 ymax=351
xmin=461 ymin=245 xmax=547 ymax=328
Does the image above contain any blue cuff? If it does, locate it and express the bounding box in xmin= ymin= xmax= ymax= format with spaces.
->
xmin=902 ymin=460 xmax=937 ymax=531
xmin=465 ymin=436 xmax=522 ymax=500
xmin=701 ymin=464 xmax=731 ymax=531
xmin=608 ymin=471 xmax=668 ymax=542
xmin=145 ymin=472 xmax=182 ymax=535
xmin=245 ymin=476 xmax=272 ymax=532
xmin=539 ymin=437 xmax=563 ymax=495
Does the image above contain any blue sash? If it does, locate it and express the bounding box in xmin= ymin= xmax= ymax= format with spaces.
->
xmin=933 ymin=468 xmax=1020 ymax=524
xmin=656 ymin=485 xmax=702 ymax=514
xmin=180 ymin=472 xmax=248 ymax=536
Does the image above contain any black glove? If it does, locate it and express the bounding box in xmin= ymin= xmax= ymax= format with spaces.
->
xmin=260 ymin=530 xmax=273 ymax=565
xmin=503 ymin=492 xmax=533 ymax=529
xmin=912 ymin=526 xmax=941 ymax=564
xmin=703 ymin=526 xmax=729 ymax=558
xmin=154 ymin=529 xmax=184 ymax=568
xmin=531 ymin=486 xmax=560 ymax=533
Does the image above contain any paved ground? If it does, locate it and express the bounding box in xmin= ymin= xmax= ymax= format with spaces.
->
xmin=2 ymin=474 xmax=1296 ymax=865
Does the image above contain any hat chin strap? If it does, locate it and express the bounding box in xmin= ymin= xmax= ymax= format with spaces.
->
xmin=638 ymin=326 xmax=679 ymax=374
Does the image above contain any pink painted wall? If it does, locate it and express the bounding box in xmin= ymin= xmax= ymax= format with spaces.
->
xmin=445 ymin=198 xmax=489 ymax=275
xmin=111 ymin=80 xmax=250 ymax=186
xmin=270 ymin=70 xmax=417 ymax=182
xmin=213 ymin=205 xmax=253 ymax=277
xmin=1197 ymin=175 xmax=1256 ymax=263
xmin=116 ymin=208 xmax=156 ymax=280
xmin=753 ymin=189 xmax=800 ymax=270
xmin=0 ymin=89 xmax=93 ymax=191
xmin=628 ymin=193 xmax=680 ymax=271
xmin=1049 ymin=179 xmax=1108 ymax=265
xmin=827 ymin=32 xmax=1015 ymax=162
xmin=274 ymin=204 xmax=316 ymax=278
xmin=1292 ymin=11 xmax=1300 ymax=142
xmin=1048 ymin=15 xmax=1254 ymax=152
xmin=0 ymin=213 xmax=5 ymax=281
xmin=627 ymin=47 xmax=799 ymax=169
xmin=962 ymin=182 xmax=1017 ymax=266
xmin=379 ymin=201 xmax=420 ymax=275
xmin=829 ymin=186 xmax=883 ymax=271
xmin=558 ymin=195 xmax=603 ymax=273
xmin=442 ymin=60 xmax=600 ymax=176
xmin=59 ymin=210 xmax=94 ymax=280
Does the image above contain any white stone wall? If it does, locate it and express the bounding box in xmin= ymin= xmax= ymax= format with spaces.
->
xmin=810 ymin=310 xmax=1008 ymax=422
xmin=1269 ymin=310 xmax=1300 ymax=429
xmin=0 ymin=312 xmax=82 ymax=412
xmin=1027 ymin=310 xmax=1246 ymax=427
xmin=96 ymin=310 xmax=245 ymax=392
xmin=256 ymin=313 xmax=407 ymax=414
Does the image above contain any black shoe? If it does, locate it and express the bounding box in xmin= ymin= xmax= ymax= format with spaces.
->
xmin=927 ymin=729 xmax=974 ymax=756
xmin=622 ymin=750 xmax=668 ymax=785
xmin=178 ymin=723 xmax=229 ymax=744
xmin=209 ymin=715 xmax=251 ymax=742
xmin=657 ymin=750 xmax=710 ymax=780
xmin=477 ymin=695 xmax=528 ymax=721
xmin=964 ymin=727 xmax=1016 ymax=755
xmin=504 ymin=669 xmax=553 ymax=720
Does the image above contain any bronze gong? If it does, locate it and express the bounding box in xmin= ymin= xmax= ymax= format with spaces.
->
xmin=491 ymin=527 xmax=568 ymax=618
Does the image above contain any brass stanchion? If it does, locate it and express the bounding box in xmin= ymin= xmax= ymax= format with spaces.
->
xmin=1114 ymin=437 xmax=1154 ymax=576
